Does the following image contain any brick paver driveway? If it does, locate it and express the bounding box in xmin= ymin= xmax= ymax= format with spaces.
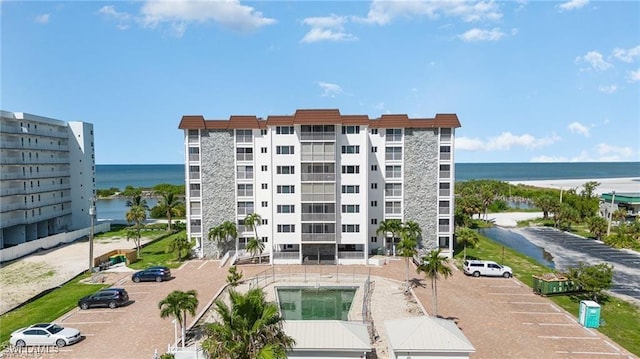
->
xmin=45 ymin=259 xmax=636 ymax=359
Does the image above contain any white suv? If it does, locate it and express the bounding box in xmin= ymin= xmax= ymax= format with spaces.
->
xmin=463 ymin=260 xmax=512 ymax=278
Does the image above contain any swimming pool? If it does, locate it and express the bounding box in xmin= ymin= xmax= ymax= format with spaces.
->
xmin=276 ymin=286 xmax=357 ymax=320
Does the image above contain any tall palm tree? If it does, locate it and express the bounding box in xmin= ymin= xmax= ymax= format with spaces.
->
xmin=202 ymin=288 xmax=294 ymax=359
xmin=403 ymin=220 xmax=422 ymax=240
xmin=159 ymin=192 xmax=183 ymax=232
xmin=244 ymin=213 xmax=263 ymax=263
xmin=126 ymin=194 xmax=149 ymax=210
xmin=158 ymin=290 xmax=199 ymax=348
xmin=219 ymin=221 xmax=239 ymax=254
xmin=246 ymin=238 xmax=265 ymax=264
xmin=376 ymin=219 xmax=402 ymax=255
xmin=125 ymin=205 xmax=146 ymax=258
xmin=416 ymin=249 xmax=452 ymax=317
xmin=396 ymin=232 xmax=417 ymax=292
xmin=454 ymin=227 xmax=480 ymax=262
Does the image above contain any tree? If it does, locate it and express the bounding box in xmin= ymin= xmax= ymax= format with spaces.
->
xmin=244 ymin=213 xmax=263 ymax=263
xmin=566 ymin=262 xmax=613 ymax=303
xmin=167 ymin=234 xmax=194 ymax=261
xmin=454 ymin=227 xmax=480 ymax=262
xmin=226 ymin=266 xmax=243 ymax=287
xmin=202 ymin=288 xmax=295 ymax=359
xmin=376 ymin=219 xmax=402 ymax=255
xmin=416 ymin=249 xmax=452 ymax=317
xmin=126 ymin=194 xmax=149 ymax=210
xmin=125 ymin=205 xmax=147 ymax=258
xmin=587 ymin=216 xmax=608 ymax=240
xmin=534 ymin=195 xmax=559 ymax=220
xmin=246 ymin=238 xmax=265 ymax=264
xmin=158 ymin=192 xmax=183 ymax=232
xmin=396 ymin=232 xmax=417 ymax=292
xmin=158 ymin=290 xmax=199 ymax=348
xmin=208 ymin=221 xmax=238 ymax=256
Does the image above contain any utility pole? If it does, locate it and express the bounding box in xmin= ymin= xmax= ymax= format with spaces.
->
xmin=88 ymin=197 xmax=96 ymax=273
xmin=606 ymin=191 xmax=616 ymax=237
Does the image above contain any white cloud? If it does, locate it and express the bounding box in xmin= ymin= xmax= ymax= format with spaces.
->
xmin=360 ymin=0 xmax=502 ymax=25
xmin=575 ymin=51 xmax=612 ymax=71
xmin=34 ymin=13 xmax=50 ymax=24
xmin=458 ymin=28 xmax=505 ymax=42
xmin=140 ymin=0 xmax=276 ymax=33
xmin=99 ymin=5 xmax=133 ymax=30
xmin=568 ymin=122 xmax=591 ymax=137
xmin=317 ymin=82 xmax=343 ymax=97
xmin=558 ymin=0 xmax=589 ymax=11
xmin=301 ymin=15 xmax=357 ymax=43
xmin=596 ymin=143 xmax=636 ymax=159
xmin=457 ymin=132 xmax=561 ymax=151
xmin=598 ymin=84 xmax=617 ymax=93
xmin=628 ymin=69 xmax=640 ymax=82
xmin=532 ymin=144 xmax=637 ymax=162
xmin=613 ymin=45 xmax=640 ymax=63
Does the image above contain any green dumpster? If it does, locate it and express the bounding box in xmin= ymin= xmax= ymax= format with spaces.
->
xmin=532 ymin=273 xmax=581 ymax=296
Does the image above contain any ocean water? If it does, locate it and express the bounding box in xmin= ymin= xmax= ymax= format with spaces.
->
xmin=95 ymin=162 xmax=640 ymax=221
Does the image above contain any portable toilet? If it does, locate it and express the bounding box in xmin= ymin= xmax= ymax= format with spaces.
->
xmin=579 ymin=300 xmax=601 ymax=328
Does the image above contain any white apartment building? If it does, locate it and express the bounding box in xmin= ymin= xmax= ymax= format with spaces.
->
xmin=179 ymin=109 xmax=459 ymax=265
xmin=0 ymin=111 xmax=95 ymax=253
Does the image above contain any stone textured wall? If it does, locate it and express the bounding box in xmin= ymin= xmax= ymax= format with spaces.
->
xmin=200 ymin=129 xmax=236 ymax=257
xmin=403 ymin=129 xmax=439 ymax=250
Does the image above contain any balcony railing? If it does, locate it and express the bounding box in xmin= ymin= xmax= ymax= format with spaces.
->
xmin=301 ymin=194 xmax=335 ymax=202
xmin=188 ymin=136 xmax=199 ymax=144
xmin=190 ymin=226 xmax=202 ymax=233
xmin=438 ymin=225 xmax=450 ymax=232
xmin=190 ymin=190 xmax=201 ymax=198
xmin=338 ymin=251 xmax=365 ymax=259
xmin=189 ymin=172 xmax=200 ymax=180
xmin=301 ymin=233 xmax=336 ymax=242
xmin=300 ymin=133 xmax=335 ymax=141
xmin=188 ymin=154 xmax=200 ymax=162
xmin=439 ymin=189 xmax=450 ymax=196
xmin=439 ymin=207 xmax=450 ymax=214
xmin=273 ymin=251 xmax=300 ymax=259
xmin=190 ymin=208 xmax=201 ymax=216
xmin=440 ymin=153 xmax=451 ymax=160
xmin=439 ymin=171 xmax=451 ymax=179
xmin=301 ymin=173 xmax=335 ymax=182
xmin=301 ymin=213 xmax=336 ymax=221
xmin=300 ymin=153 xmax=335 ymax=161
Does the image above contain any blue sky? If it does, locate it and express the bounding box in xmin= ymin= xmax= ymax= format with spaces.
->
xmin=2 ymin=0 xmax=639 ymax=164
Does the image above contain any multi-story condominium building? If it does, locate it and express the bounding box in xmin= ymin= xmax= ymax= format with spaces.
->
xmin=0 ymin=111 xmax=95 ymax=253
xmin=179 ymin=109 xmax=459 ymax=265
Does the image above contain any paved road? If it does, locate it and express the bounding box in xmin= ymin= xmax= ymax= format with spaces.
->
xmin=520 ymin=227 xmax=640 ymax=303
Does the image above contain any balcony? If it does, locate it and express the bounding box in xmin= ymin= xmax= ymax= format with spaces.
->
xmin=190 ymin=208 xmax=201 ymax=216
xmin=440 ymin=152 xmax=451 ymax=161
xmin=301 ymin=173 xmax=336 ymax=182
xmin=438 ymin=225 xmax=450 ymax=232
xmin=189 ymin=190 xmax=201 ymax=198
xmin=188 ymin=154 xmax=200 ymax=162
xmin=301 ymin=213 xmax=336 ymax=221
xmin=338 ymin=251 xmax=365 ymax=259
xmin=190 ymin=226 xmax=202 ymax=234
xmin=300 ymin=133 xmax=335 ymax=141
xmin=439 ymin=207 xmax=450 ymax=215
xmin=189 ymin=172 xmax=200 ymax=180
xmin=273 ymin=251 xmax=300 ymax=260
xmin=301 ymin=233 xmax=336 ymax=242
xmin=301 ymin=193 xmax=335 ymax=202
xmin=188 ymin=136 xmax=199 ymax=144
xmin=439 ymin=171 xmax=451 ymax=179
xmin=439 ymin=189 xmax=450 ymax=196
xmin=300 ymin=153 xmax=335 ymax=161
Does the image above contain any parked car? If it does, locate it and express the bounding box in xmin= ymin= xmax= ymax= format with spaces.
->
xmin=132 ymin=266 xmax=172 ymax=283
xmin=463 ymin=260 xmax=513 ymax=278
xmin=78 ymin=288 xmax=129 ymax=309
xmin=10 ymin=323 xmax=81 ymax=347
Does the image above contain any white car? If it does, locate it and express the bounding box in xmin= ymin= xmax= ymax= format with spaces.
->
xmin=463 ymin=260 xmax=513 ymax=278
xmin=10 ymin=323 xmax=81 ymax=347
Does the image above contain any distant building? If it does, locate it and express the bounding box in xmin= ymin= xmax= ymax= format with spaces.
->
xmin=0 ymin=111 xmax=95 ymax=253
xmin=599 ymin=192 xmax=640 ymax=222
xmin=178 ymin=109 xmax=460 ymax=264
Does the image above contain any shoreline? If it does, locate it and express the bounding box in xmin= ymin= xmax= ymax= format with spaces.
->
xmin=508 ymin=176 xmax=639 ymax=195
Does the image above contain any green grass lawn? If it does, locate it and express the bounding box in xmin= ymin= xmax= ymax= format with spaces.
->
xmin=0 ymin=274 xmax=107 ymax=344
xmin=127 ymin=230 xmax=187 ymax=270
xmin=455 ymin=234 xmax=640 ymax=356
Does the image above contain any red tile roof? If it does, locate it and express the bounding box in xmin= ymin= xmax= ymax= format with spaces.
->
xmin=178 ymin=109 xmax=461 ymax=129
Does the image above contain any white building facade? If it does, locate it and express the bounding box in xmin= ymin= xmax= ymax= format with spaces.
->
xmin=179 ymin=109 xmax=459 ymax=265
xmin=0 ymin=111 xmax=95 ymax=252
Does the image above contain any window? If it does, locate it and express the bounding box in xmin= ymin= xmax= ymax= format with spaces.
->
xmin=276 ymin=146 xmax=294 ymax=155
xmin=385 ymin=147 xmax=402 ymax=161
xmin=260 ymin=129 xmax=268 ymax=135
xmin=237 ymin=184 xmax=253 ymax=197
xmin=261 ymin=201 xmax=268 ymax=207
xmin=371 ymin=218 xmax=378 ymax=225
xmin=261 ymin=236 xmax=268 ymax=242
xmin=236 ymin=147 xmax=253 ymax=161
xmin=385 ymin=183 xmax=402 ymax=196
xmin=370 ymin=236 xmax=378 ymax=242
xmin=237 ymin=166 xmax=254 ymax=179
xmin=276 ymin=126 xmax=294 ymax=134
xmin=277 ymin=185 xmax=295 ymax=194
xmin=371 ymin=165 xmax=378 ymax=171
xmin=277 ymin=166 xmax=295 ymax=174
xmin=341 ymin=204 xmax=360 ymax=213
xmin=371 ymin=183 xmax=377 ymax=189
xmin=341 ymin=224 xmax=360 ymax=233
xmin=277 ymin=224 xmax=295 ymax=233
xmin=261 ymin=219 xmax=268 ymax=225
xmin=371 ymin=129 xmax=378 ymax=135
xmin=385 ymin=201 xmax=402 ymax=214
xmin=386 ymin=128 xmax=402 ymax=141
xmin=261 ymin=147 xmax=267 ymax=153
xmin=385 ymin=165 xmax=402 ymax=178
xmin=371 ymin=200 xmax=377 ymax=207
xmin=371 ymin=146 xmax=377 ymax=153
xmin=341 ymin=145 xmax=360 ymax=154
xmin=237 ymin=202 xmax=254 ymax=215
xmin=236 ymin=129 xmax=252 ymax=142
xmin=341 ymin=165 xmax=360 ymax=174
xmin=262 ymin=183 xmax=268 ymax=189
xmin=341 ymin=185 xmax=360 ymax=194
xmin=277 ymin=205 xmax=295 ymax=213
xmin=341 ymin=125 xmax=360 ymax=134
xmin=261 ymin=165 xmax=268 ymax=171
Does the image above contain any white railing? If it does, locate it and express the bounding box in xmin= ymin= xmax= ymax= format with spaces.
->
xmin=338 ymin=251 xmax=365 ymax=259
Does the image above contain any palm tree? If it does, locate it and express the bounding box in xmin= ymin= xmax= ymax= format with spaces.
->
xmin=220 ymin=221 xmax=239 ymax=255
xmin=159 ymin=192 xmax=183 ymax=232
xmin=246 ymin=238 xmax=265 ymax=264
xmin=167 ymin=234 xmax=194 ymax=261
xmin=158 ymin=290 xmax=199 ymax=348
xmin=126 ymin=194 xmax=149 ymax=210
xmin=403 ymin=220 xmax=422 ymax=240
xmin=454 ymin=227 xmax=480 ymax=262
xmin=244 ymin=213 xmax=263 ymax=263
xmin=202 ymin=288 xmax=294 ymax=359
xmin=376 ymin=219 xmax=402 ymax=255
xmin=125 ymin=205 xmax=147 ymax=258
xmin=416 ymin=249 xmax=452 ymax=317
xmin=396 ymin=233 xmax=417 ymax=292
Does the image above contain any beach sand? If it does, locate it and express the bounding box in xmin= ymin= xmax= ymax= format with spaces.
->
xmin=509 ymin=176 xmax=640 ymax=195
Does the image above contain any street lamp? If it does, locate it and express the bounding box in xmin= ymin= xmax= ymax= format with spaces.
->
xmin=88 ymin=197 xmax=96 ymax=273
xmin=606 ymin=191 xmax=616 ymax=237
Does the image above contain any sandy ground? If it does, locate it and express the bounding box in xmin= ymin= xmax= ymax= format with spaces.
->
xmin=509 ymin=176 xmax=640 ymax=195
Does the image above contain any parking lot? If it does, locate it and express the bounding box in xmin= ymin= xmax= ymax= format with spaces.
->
xmin=24 ymin=259 xmax=637 ymax=359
